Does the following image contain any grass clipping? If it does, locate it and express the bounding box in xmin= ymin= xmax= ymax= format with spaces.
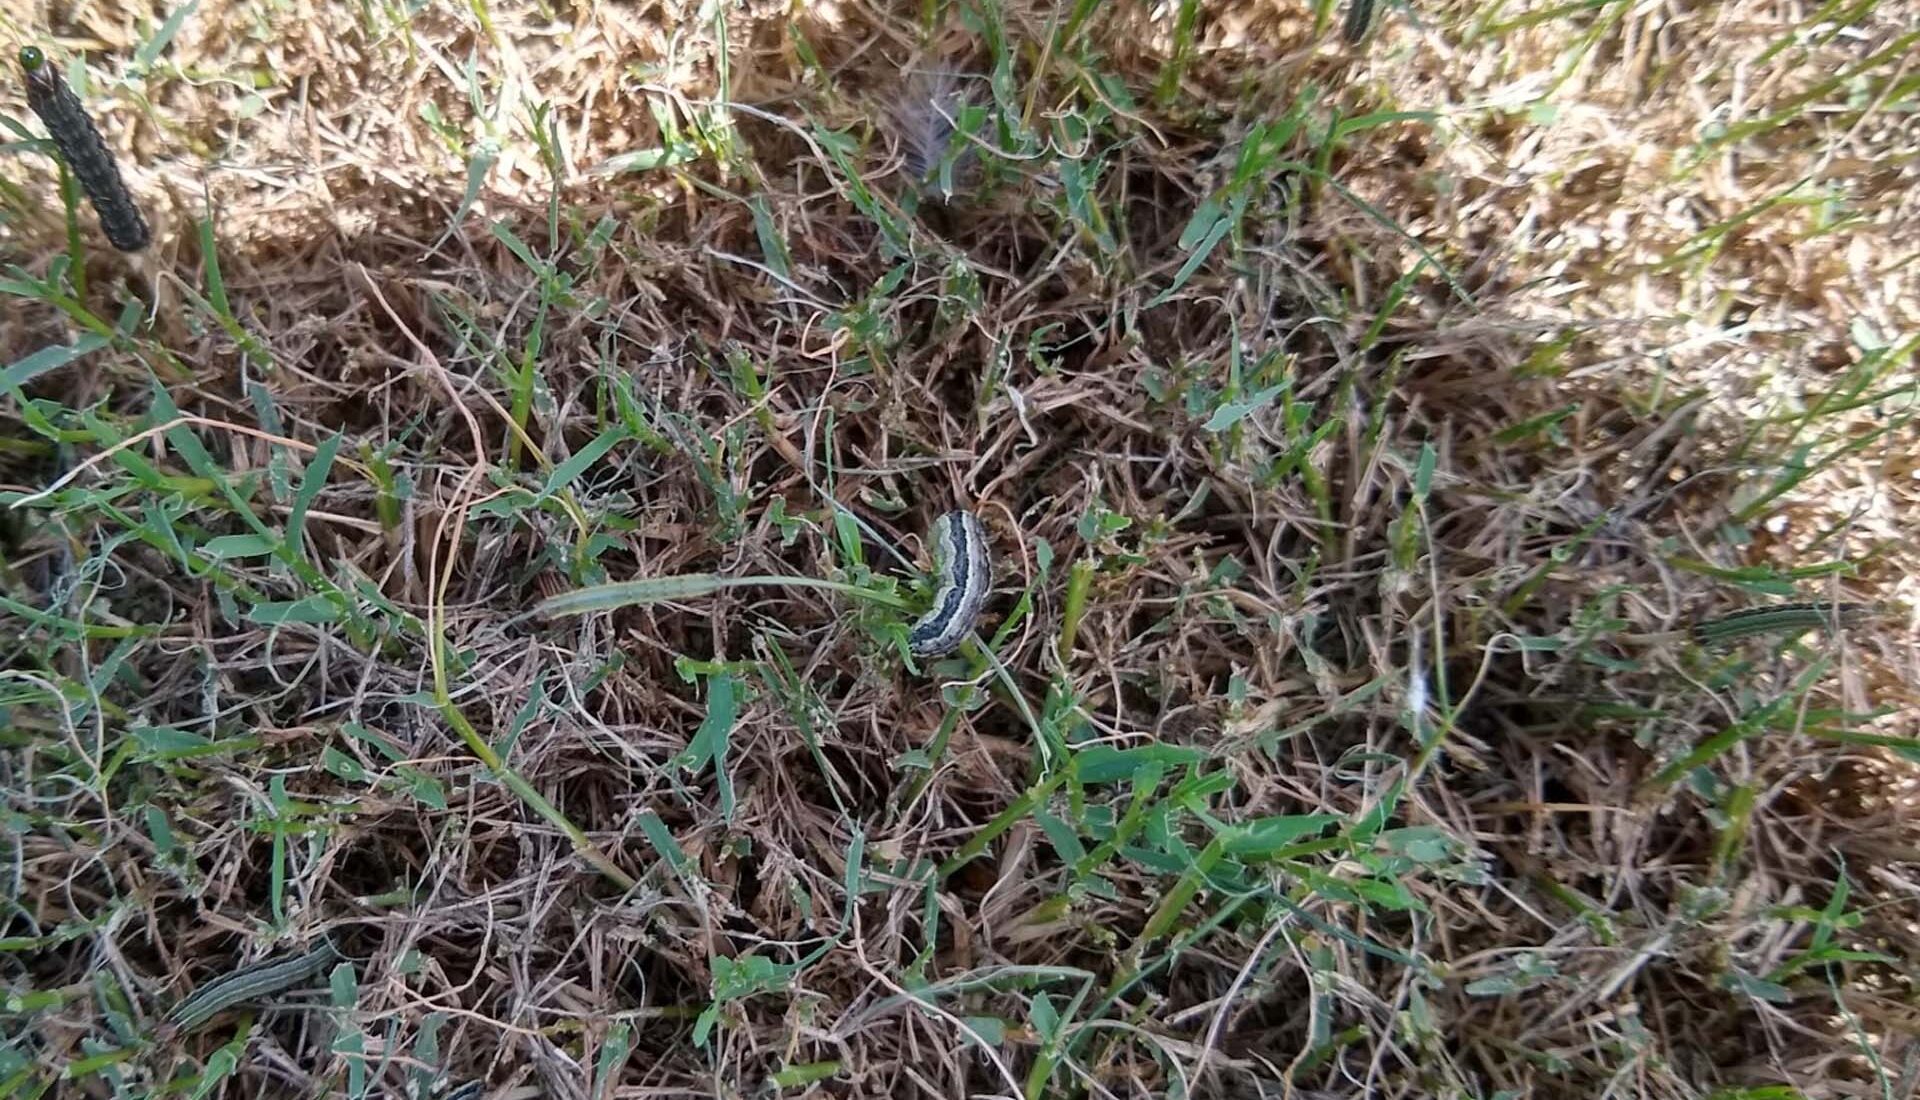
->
xmin=1 ymin=1 xmax=1917 ymax=1099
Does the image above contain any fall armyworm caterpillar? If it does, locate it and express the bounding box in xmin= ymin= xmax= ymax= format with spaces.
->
xmin=164 ymin=937 xmax=339 ymax=1033
xmin=907 ymin=510 xmax=993 ymax=658
xmin=1343 ymin=0 xmax=1375 ymax=44
xmin=19 ymin=46 xmax=151 ymax=252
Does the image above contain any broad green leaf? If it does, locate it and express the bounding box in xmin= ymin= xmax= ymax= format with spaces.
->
xmin=769 ymin=1061 xmax=840 ymax=1089
xmin=200 ymin=534 xmax=278 ymax=561
xmin=1 ymin=333 xmax=111 ymax=395
xmin=536 ymin=427 xmax=625 ymax=502
xmin=1175 ymin=195 xmax=1226 ymax=251
xmin=322 ymin=746 xmax=367 ymax=783
xmin=637 ymin=810 xmax=689 ymax=872
xmin=246 ymin=596 xmax=344 ymax=625
xmin=749 ymin=195 xmax=792 ymax=280
xmin=1075 ymin=744 xmax=1205 ymax=784
xmin=144 ymin=806 xmax=179 ymax=859
xmin=133 ymin=726 xmax=209 ymax=754
xmin=1204 ymin=383 xmax=1287 ymax=432
xmin=136 ymin=0 xmax=201 ymax=67
xmin=1220 ymin=814 xmax=1341 ymax=859
xmin=287 ymin=434 xmax=342 ymax=559
xmin=677 ymin=672 xmax=741 ymax=818
xmin=591 ymin=1021 xmax=631 ymax=1100
xmin=535 ymin=575 xmax=727 ymax=618
xmin=405 ymin=770 xmax=447 ymax=811
xmin=1149 ymin=217 xmax=1231 ymax=307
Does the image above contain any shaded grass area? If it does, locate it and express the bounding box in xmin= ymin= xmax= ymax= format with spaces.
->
xmin=2 ymin=1 xmax=1917 ymax=1098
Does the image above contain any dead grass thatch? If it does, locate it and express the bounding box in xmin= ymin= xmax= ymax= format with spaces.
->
xmin=2 ymin=1 xmax=1917 ymax=1098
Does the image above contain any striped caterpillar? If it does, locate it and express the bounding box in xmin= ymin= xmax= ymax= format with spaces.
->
xmin=907 ymin=510 xmax=993 ymax=658
xmin=163 ymin=937 xmax=339 ymax=1033
xmin=1343 ymin=0 xmax=1374 ymax=44
xmin=18 ymin=47 xmax=151 ymax=252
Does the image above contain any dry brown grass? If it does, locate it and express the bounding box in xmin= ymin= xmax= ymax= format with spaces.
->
xmin=2 ymin=1 xmax=1917 ymax=1098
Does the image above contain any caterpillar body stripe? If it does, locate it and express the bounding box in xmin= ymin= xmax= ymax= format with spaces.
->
xmin=1688 ymin=601 xmax=1876 ymax=646
xmin=1343 ymin=0 xmax=1374 ymax=44
xmin=164 ymin=937 xmax=339 ymax=1033
xmin=19 ymin=47 xmax=151 ymax=253
xmin=907 ymin=510 xmax=992 ymax=658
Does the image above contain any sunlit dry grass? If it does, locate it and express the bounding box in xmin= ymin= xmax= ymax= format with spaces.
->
xmin=1 ymin=1 xmax=1916 ymax=1097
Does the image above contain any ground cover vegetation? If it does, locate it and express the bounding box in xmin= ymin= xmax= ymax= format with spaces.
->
xmin=1 ymin=0 xmax=1916 ymax=1097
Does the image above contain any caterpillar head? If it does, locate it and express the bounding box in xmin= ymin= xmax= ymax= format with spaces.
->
xmin=17 ymin=46 xmax=57 ymax=93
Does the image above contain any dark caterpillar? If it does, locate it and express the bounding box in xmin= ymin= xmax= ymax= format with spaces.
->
xmin=18 ymin=46 xmax=150 ymax=252
xmin=1343 ymin=0 xmax=1374 ymax=44
xmin=907 ymin=510 xmax=992 ymax=658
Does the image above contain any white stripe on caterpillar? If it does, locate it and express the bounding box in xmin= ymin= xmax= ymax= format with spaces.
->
xmin=1343 ymin=0 xmax=1375 ymax=44
xmin=164 ymin=937 xmax=339 ymax=1033
xmin=907 ymin=510 xmax=992 ymax=658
